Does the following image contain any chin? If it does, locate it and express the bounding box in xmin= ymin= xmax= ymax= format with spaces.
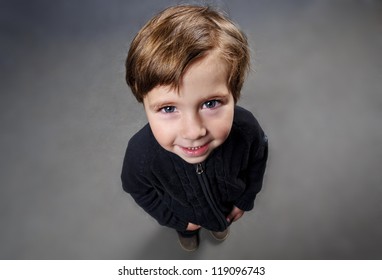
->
xmin=177 ymin=153 xmax=209 ymax=165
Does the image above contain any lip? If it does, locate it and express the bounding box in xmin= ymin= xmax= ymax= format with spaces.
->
xmin=179 ymin=143 xmax=209 ymax=157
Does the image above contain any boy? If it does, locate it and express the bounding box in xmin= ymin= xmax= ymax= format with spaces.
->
xmin=121 ymin=5 xmax=268 ymax=251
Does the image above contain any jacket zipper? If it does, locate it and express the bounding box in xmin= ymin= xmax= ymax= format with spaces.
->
xmin=195 ymin=163 xmax=227 ymax=229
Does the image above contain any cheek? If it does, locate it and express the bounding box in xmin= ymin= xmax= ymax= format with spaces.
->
xmin=208 ymin=109 xmax=234 ymax=139
xmin=214 ymin=121 xmax=232 ymax=140
xmin=149 ymin=120 xmax=175 ymax=147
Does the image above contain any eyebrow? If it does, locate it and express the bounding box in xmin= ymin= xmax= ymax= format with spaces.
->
xmin=201 ymin=92 xmax=230 ymax=101
xmin=149 ymin=101 xmax=176 ymax=111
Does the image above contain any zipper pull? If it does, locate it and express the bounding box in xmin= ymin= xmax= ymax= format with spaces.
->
xmin=196 ymin=163 xmax=204 ymax=174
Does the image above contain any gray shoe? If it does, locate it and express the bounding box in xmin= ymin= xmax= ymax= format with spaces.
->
xmin=177 ymin=233 xmax=199 ymax=251
xmin=210 ymin=228 xmax=230 ymax=241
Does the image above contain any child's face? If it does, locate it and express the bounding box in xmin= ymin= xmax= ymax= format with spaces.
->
xmin=143 ymin=51 xmax=235 ymax=164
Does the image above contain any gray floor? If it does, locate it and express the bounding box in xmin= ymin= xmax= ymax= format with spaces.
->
xmin=1 ymin=0 xmax=381 ymax=259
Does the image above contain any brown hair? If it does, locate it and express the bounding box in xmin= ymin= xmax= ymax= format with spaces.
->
xmin=125 ymin=5 xmax=250 ymax=103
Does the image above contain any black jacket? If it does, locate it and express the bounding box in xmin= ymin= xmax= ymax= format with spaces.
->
xmin=121 ymin=106 xmax=268 ymax=232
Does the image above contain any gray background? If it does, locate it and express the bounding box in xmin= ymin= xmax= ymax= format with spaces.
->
xmin=1 ymin=0 xmax=381 ymax=259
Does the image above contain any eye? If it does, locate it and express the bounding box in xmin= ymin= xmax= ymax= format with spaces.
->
xmin=202 ymin=100 xmax=221 ymax=109
xmin=160 ymin=106 xmax=176 ymax=113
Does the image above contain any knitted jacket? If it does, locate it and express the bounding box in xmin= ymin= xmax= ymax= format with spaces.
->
xmin=121 ymin=106 xmax=268 ymax=232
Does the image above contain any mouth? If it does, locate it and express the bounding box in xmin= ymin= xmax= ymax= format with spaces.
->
xmin=179 ymin=143 xmax=209 ymax=157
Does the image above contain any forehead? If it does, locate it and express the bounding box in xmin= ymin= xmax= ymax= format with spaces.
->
xmin=181 ymin=51 xmax=229 ymax=86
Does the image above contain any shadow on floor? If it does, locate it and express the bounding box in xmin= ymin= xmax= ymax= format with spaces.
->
xmin=131 ymin=227 xmax=225 ymax=260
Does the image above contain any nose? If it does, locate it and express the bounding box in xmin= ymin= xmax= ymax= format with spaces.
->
xmin=180 ymin=113 xmax=207 ymax=140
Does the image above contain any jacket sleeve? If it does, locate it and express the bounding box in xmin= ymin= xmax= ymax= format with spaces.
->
xmin=121 ymin=143 xmax=189 ymax=232
xmin=234 ymin=131 xmax=268 ymax=212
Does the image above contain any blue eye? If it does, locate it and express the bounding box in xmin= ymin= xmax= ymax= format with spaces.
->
xmin=203 ymin=100 xmax=220 ymax=109
xmin=161 ymin=106 xmax=176 ymax=113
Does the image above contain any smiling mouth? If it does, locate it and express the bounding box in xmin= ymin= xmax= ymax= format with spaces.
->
xmin=179 ymin=143 xmax=209 ymax=157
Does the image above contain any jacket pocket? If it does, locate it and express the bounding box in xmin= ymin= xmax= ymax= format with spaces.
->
xmin=217 ymin=176 xmax=247 ymax=203
xmin=163 ymin=192 xmax=195 ymax=223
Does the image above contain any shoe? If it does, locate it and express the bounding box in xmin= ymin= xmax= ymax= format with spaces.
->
xmin=177 ymin=233 xmax=199 ymax=251
xmin=210 ymin=228 xmax=230 ymax=241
